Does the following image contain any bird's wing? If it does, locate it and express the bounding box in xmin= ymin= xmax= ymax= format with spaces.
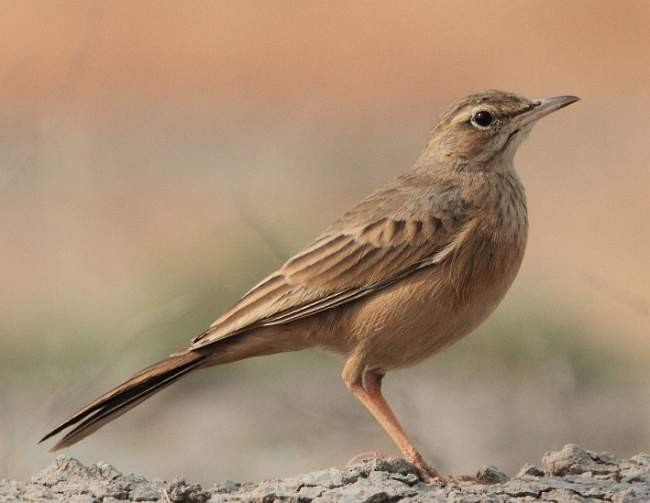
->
xmin=190 ymin=179 xmax=469 ymax=350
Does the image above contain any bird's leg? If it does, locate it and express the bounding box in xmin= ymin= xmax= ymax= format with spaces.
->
xmin=362 ymin=371 xmax=444 ymax=482
xmin=342 ymin=358 xmax=445 ymax=483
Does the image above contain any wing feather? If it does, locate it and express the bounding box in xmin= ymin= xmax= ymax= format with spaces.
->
xmin=191 ymin=180 xmax=467 ymax=349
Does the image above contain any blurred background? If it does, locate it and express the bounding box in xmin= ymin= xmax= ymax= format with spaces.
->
xmin=1 ymin=0 xmax=649 ymax=484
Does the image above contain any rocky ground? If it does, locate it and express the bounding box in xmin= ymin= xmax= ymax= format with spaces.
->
xmin=1 ymin=444 xmax=649 ymax=502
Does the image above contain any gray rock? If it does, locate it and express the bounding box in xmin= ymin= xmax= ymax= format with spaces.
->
xmin=129 ymin=482 xmax=160 ymax=501
xmin=542 ymin=444 xmax=619 ymax=478
xmin=164 ymin=478 xmax=210 ymax=503
xmin=211 ymin=480 xmax=241 ymax=494
xmin=516 ymin=463 xmax=544 ymax=478
xmin=475 ymin=465 xmax=509 ymax=484
xmin=1 ymin=445 xmax=649 ymax=502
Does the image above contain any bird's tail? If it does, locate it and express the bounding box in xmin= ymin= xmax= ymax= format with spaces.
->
xmin=39 ymin=350 xmax=207 ymax=451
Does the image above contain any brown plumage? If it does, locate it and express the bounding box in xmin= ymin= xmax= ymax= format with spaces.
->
xmin=40 ymin=90 xmax=578 ymax=481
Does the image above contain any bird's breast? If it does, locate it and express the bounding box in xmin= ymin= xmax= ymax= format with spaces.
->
xmin=341 ymin=174 xmax=529 ymax=371
xmin=452 ymin=173 xmax=528 ymax=305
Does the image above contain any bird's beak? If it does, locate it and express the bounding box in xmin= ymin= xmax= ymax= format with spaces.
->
xmin=516 ymin=95 xmax=580 ymax=127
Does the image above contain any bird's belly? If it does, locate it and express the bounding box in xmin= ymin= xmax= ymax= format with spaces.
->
xmin=341 ymin=237 xmax=526 ymax=371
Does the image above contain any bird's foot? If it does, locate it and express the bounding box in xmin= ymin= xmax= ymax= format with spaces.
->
xmin=348 ymin=451 xmax=446 ymax=484
xmin=346 ymin=451 xmax=393 ymax=467
xmin=410 ymin=458 xmax=448 ymax=485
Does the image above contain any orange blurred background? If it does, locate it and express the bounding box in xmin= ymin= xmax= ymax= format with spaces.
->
xmin=1 ymin=0 xmax=649 ymax=483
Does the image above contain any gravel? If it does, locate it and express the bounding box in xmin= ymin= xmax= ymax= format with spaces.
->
xmin=2 ymin=444 xmax=649 ymax=502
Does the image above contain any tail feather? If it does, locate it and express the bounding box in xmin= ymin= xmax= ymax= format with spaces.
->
xmin=40 ymin=351 xmax=206 ymax=451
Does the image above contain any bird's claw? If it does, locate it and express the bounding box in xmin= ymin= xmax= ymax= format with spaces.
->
xmin=410 ymin=459 xmax=447 ymax=485
xmin=345 ymin=451 xmax=394 ymax=467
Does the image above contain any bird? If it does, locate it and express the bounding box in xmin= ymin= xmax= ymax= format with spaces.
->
xmin=40 ymin=90 xmax=579 ymax=481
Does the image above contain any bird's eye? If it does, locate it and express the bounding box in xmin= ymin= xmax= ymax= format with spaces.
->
xmin=471 ymin=110 xmax=494 ymax=129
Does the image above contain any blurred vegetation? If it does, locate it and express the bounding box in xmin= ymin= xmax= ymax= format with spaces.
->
xmin=0 ymin=241 xmax=634 ymax=390
xmin=1 ymin=242 xmax=644 ymax=481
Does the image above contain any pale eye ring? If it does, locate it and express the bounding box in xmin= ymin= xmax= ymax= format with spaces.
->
xmin=471 ymin=110 xmax=494 ymax=129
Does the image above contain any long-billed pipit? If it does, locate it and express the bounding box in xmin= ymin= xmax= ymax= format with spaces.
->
xmin=41 ymin=90 xmax=578 ymax=481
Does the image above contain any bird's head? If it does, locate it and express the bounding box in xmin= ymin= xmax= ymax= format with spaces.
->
xmin=424 ymin=90 xmax=579 ymax=171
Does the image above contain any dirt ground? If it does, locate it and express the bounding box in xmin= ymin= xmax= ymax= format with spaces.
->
xmin=2 ymin=444 xmax=648 ymax=502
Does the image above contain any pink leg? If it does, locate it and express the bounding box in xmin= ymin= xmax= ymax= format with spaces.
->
xmin=342 ymin=356 xmax=445 ymax=482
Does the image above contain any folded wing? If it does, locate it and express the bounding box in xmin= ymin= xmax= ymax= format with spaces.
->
xmin=191 ymin=181 xmax=466 ymax=350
